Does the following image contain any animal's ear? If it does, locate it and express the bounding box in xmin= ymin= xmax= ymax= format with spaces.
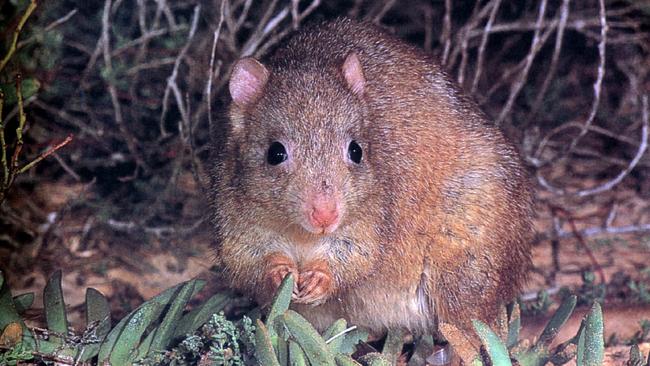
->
xmin=229 ymin=57 xmax=270 ymax=107
xmin=342 ymin=52 xmax=365 ymax=97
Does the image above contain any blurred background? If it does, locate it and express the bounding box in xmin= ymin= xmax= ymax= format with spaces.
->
xmin=1 ymin=0 xmax=649 ymax=354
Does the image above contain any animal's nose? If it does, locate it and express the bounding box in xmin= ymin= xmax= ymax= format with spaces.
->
xmin=310 ymin=203 xmax=339 ymax=229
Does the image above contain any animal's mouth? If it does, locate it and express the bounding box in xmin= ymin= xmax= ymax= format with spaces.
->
xmin=300 ymin=220 xmax=340 ymax=235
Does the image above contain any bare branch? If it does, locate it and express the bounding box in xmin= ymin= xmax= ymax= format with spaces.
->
xmin=160 ymin=5 xmax=201 ymax=138
xmin=207 ymin=0 xmax=228 ymax=128
xmin=529 ymin=0 xmax=570 ymax=119
xmin=574 ymin=95 xmax=649 ymax=197
xmin=440 ymin=0 xmax=452 ymax=66
xmin=536 ymin=95 xmax=649 ymax=197
xmin=471 ymin=0 xmax=502 ymax=94
xmin=495 ymin=0 xmax=548 ymax=126
xmin=18 ymin=8 xmax=78 ymax=50
xmin=18 ymin=135 xmax=74 ymax=175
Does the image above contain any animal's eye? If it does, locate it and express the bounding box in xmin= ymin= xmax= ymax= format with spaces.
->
xmin=267 ymin=141 xmax=288 ymax=165
xmin=348 ymin=140 xmax=362 ymax=164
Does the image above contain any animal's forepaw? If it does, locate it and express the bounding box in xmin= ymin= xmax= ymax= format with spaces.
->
xmin=295 ymin=261 xmax=334 ymax=305
xmin=265 ymin=254 xmax=299 ymax=297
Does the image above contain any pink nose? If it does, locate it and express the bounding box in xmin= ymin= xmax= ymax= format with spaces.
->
xmin=310 ymin=204 xmax=339 ymax=229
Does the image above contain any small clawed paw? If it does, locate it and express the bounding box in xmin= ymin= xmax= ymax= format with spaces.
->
xmin=266 ymin=259 xmax=299 ymax=297
xmin=294 ymin=269 xmax=333 ymax=305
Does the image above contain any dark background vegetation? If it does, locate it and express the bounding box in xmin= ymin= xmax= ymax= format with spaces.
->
xmin=1 ymin=0 xmax=649 ymax=358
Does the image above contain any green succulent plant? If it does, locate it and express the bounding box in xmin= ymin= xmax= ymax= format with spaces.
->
xmin=252 ymin=274 xmax=379 ymax=366
xmin=0 ymin=270 xmax=231 ymax=364
xmin=439 ymin=295 xmax=612 ymax=366
xmin=3 ymin=270 xmax=650 ymax=365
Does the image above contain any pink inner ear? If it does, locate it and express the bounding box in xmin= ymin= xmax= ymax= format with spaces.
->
xmin=229 ymin=57 xmax=269 ymax=107
xmin=342 ymin=52 xmax=365 ymax=96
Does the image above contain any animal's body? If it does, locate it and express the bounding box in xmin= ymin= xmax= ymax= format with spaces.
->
xmin=209 ymin=18 xmax=533 ymax=338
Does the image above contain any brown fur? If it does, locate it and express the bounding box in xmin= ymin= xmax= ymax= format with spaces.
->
xmin=208 ymin=18 xmax=533 ymax=337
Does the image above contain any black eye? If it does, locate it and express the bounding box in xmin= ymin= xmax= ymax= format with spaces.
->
xmin=348 ymin=140 xmax=362 ymax=164
xmin=267 ymin=141 xmax=288 ymax=165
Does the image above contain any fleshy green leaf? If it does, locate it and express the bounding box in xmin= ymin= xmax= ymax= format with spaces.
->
xmin=0 ymin=79 xmax=40 ymax=104
xmin=147 ymin=279 xmax=198 ymax=354
xmin=266 ymin=273 xmax=295 ymax=344
xmin=323 ymin=318 xmax=347 ymax=353
xmin=335 ymin=353 xmax=363 ymax=366
xmin=627 ymin=344 xmax=643 ymax=366
xmin=131 ymin=280 xmax=204 ymax=361
xmin=134 ymin=327 xmax=157 ymax=361
xmin=289 ymin=339 xmax=308 ymax=366
xmin=41 ymin=270 xmax=68 ymax=353
xmin=339 ymin=327 xmax=369 ymax=355
xmin=276 ymin=325 xmax=289 ymax=365
xmin=0 ymin=273 xmax=22 ymax=329
xmin=85 ymin=288 xmax=110 ymax=335
xmin=97 ymin=281 xmax=184 ymax=364
xmin=381 ymin=328 xmax=404 ymax=364
xmin=473 ymin=319 xmax=512 ymax=366
xmin=255 ymin=319 xmax=281 ymax=366
xmin=534 ymin=295 xmax=577 ymax=352
xmin=283 ymin=310 xmax=336 ymax=366
xmin=75 ymin=288 xmax=111 ymax=362
xmin=359 ymin=352 xmax=392 ymax=366
xmin=0 ymin=272 xmax=35 ymax=349
xmin=507 ymin=302 xmax=521 ymax=348
xmin=173 ymin=292 xmax=230 ymax=338
xmin=576 ymin=302 xmax=603 ymax=366
xmin=12 ymin=293 xmax=34 ymax=313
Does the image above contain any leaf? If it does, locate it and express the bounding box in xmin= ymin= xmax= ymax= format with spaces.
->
xmin=255 ymin=319 xmax=281 ymax=366
xmin=381 ymin=328 xmax=404 ymax=364
xmin=0 ymin=78 xmax=40 ymax=104
xmin=85 ymin=288 xmax=111 ymax=335
xmin=339 ymin=327 xmax=369 ymax=356
xmin=548 ymin=342 xmax=577 ymax=365
xmin=12 ymin=293 xmax=34 ymax=313
xmin=73 ymin=287 xmax=112 ymax=360
xmin=323 ymin=318 xmax=348 ymax=353
xmin=147 ymin=279 xmax=198 ymax=354
xmin=507 ymin=302 xmax=521 ymax=348
xmin=576 ymin=322 xmax=586 ymax=365
xmin=289 ymin=339 xmax=308 ymax=366
xmin=473 ymin=319 xmax=512 ymax=366
xmin=40 ymin=270 xmax=68 ymax=353
xmin=534 ymin=295 xmax=576 ymax=352
xmin=335 ymin=353 xmax=363 ymax=366
xmin=283 ymin=310 xmax=336 ymax=366
xmin=134 ymin=327 xmax=157 ymax=361
xmin=359 ymin=352 xmax=392 ymax=366
xmin=276 ymin=324 xmax=289 ymax=366
xmin=266 ymin=273 xmax=295 ymax=344
xmin=0 ymin=273 xmax=22 ymax=329
xmin=97 ymin=281 xmax=185 ymax=364
xmin=0 ymin=271 xmax=34 ymax=348
xmin=627 ymin=344 xmax=643 ymax=366
xmin=0 ymin=322 xmax=22 ymax=347
xmin=576 ymin=302 xmax=603 ymax=366
xmin=173 ymin=291 xmax=230 ymax=338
